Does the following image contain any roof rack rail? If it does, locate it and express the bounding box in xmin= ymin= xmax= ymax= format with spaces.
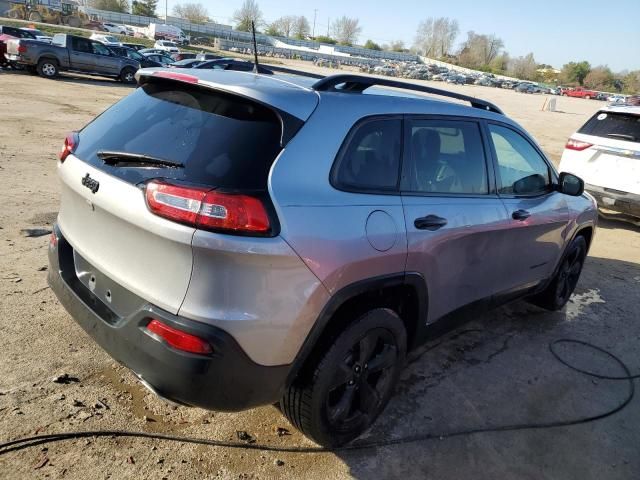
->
xmin=311 ymin=74 xmax=504 ymax=114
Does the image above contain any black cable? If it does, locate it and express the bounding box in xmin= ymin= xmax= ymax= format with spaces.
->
xmin=0 ymin=339 xmax=636 ymax=456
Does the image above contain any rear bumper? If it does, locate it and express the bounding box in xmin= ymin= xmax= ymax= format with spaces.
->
xmin=586 ymin=184 xmax=640 ymax=218
xmin=48 ymin=225 xmax=290 ymax=411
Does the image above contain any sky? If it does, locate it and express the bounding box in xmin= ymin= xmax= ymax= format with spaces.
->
xmin=173 ymin=0 xmax=640 ymax=71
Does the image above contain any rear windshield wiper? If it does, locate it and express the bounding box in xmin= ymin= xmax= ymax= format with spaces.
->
xmin=97 ymin=151 xmax=184 ymax=168
xmin=606 ymin=133 xmax=637 ymax=142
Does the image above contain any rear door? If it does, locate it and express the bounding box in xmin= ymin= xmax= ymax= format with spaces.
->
xmin=58 ymin=79 xmax=295 ymax=314
xmin=570 ymin=110 xmax=640 ymax=195
xmin=401 ymin=117 xmax=511 ymax=322
xmin=486 ymin=122 xmax=568 ymax=290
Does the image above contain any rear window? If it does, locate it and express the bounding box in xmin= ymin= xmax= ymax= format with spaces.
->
xmin=579 ymin=111 xmax=640 ymax=142
xmin=74 ymin=81 xmax=283 ymax=190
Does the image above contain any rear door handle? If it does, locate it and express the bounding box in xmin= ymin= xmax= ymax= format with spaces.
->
xmin=414 ymin=215 xmax=448 ymax=231
xmin=512 ymin=209 xmax=531 ymax=221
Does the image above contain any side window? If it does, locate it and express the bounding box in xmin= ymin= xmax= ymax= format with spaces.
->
xmin=333 ymin=118 xmax=402 ymax=192
xmin=407 ymin=120 xmax=488 ymax=194
xmin=92 ymin=42 xmax=111 ymax=56
xmin=489 ymin=124 xmax=550 ymax=195
xmin=71 ymin=37 xmax=92 ymax=53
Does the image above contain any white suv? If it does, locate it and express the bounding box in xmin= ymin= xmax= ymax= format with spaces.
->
xmin=154 ymin=40 xmax=179 ymax=53
xmin=559 ymin=105 xmax=640 ymax=219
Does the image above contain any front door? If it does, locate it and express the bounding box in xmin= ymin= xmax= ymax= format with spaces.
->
xmin=486 ymin=122 xmax=569 ymax=291
xmin=90 ymin=41 xmax=121 ymax=75
xmin=401 ymin=117 xmax=511 ymax=323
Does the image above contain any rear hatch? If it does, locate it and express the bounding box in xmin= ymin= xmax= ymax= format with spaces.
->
xmin=571 ymin=109 xmax=640 ymax=195
xmin=57 ymin=74 xmax=315 ymax=315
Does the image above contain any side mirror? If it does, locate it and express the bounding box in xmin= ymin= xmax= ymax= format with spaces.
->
xmin=558 ymin=172 xmax=584 ymax=196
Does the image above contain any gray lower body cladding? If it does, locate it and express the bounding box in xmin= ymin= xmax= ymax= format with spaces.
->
xmin=48 ymin=225 xmax=289 ymax=411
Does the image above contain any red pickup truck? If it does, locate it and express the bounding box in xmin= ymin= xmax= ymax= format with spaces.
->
xmin=563 ymin=87 xmax=597 ymax=99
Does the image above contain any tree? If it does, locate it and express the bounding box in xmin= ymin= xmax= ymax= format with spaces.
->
xmin=388 ymin=39 xmax=406 ymax=52
xmin=132 ymin=0 xmax=157 ymax=16
xmin=265 ymin=22 xmax=282 ymax=36
xmin=270 ymin=15 xmax=295 ymax=37
xmin=508 ymin=53 xmax=537 ymax=80
xmin=622 ymin=71 xmax=640 ymax=94
xmin=172 ymin=2 xmax=208 ymax=23
xmin=583 ymin=66 xmax=614 ymax=91
xmin=233 ymin=0 xmax=263 ymax=32
xmin=91 ymin=0 xmax=129 ymax=13
xmin=560 ymin=61 xmax=591 ymax=86
xmin=364 ymin=39 xmax=381 ymax=51
xmin=413 ymin=17 xmax=459 ymax=58
xmin=457 ymin=31 xmax=504 ymax=69
xmin=315 ymin=35 xmax=336 ymax=45
xmin=331 ymin=16 xmax=361 ymax=45
xmin=293 ymin=16 xmax=310 ymax=39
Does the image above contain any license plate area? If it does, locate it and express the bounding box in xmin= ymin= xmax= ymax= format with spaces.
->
xmin=73 ymin=251 xmax=146 ymax=318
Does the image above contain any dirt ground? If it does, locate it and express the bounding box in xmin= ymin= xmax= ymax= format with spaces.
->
xmin=0 ymin=67 xmax=639 ymax=480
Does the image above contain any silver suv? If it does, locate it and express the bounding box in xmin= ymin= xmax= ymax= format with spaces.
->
xmin=48 ymin=69 xmax=597 ymax=447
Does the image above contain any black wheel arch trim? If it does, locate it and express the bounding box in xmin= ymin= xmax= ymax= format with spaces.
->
xmin=285 ymin=272 xmax=429 ymax=388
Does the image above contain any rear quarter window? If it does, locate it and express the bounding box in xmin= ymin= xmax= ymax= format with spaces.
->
xmin=73 ymin=81 xmax=283 ymax=190
xmin=579 ymin=111 xmax=640 ymax=142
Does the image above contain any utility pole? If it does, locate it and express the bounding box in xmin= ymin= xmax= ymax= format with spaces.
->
xmin=312 ymin=9 xmax=317 ymax=38
xmin=326 ymin=17 xmax=330 ymax=37
xmin=165 ymin=0 xmax=168 ymax=22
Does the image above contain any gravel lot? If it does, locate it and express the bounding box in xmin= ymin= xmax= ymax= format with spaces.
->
xmin=0 ymin=68 xmax=639 ymax=480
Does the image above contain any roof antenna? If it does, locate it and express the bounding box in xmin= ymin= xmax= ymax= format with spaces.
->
xmin=251 ymin=21 xmax=260 ymax=74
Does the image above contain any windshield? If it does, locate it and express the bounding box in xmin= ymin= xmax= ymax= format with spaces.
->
xmin=105 ymin=36 xmax=118 ymax=42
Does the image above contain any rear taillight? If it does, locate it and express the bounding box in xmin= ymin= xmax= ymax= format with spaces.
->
xmin=145 ymin=319 xmax=212 ymax=355
xmin=58 ymin=132 xmax=78 ymax=162
xmin=152 ymin=70 xmax=199 ymax=83
xmin=145 ymin=180 xmax=271 ymax=234
xmin=17 ymin=45 xmax=27 ymax=53
xmin=565 ymin=138 xmax=593 ymax=151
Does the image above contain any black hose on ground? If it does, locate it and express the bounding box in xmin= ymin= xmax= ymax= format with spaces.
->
xmin=0 ymin=339 xmax=636 ymax=456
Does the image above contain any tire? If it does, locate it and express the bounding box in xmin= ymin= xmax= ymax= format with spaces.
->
xmin=37 ymin=58 xmax=58 ymax=78
xmin=119 ymin=67 xmax=136 ymax=84
xmin=529 ymin=236 xmax=587 ymax=311
xmin=280 ymin=308 xmax=407 ymax=447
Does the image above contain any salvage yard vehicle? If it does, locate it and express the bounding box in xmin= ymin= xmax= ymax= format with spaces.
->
xmin=559 ymin=105 xmax=640 ymax=219
xmin=153 ymin=39 xmax=179 ymax=53
xmin=6 ymin=33 xmax=140 ymax=83
xmin=89 ymin=33 xmax=121 ymax=47
xmin=109 ymin=46 xmax=163 ymax=68
xmin=563 ymin=86 xmax=598 ymax=99
xmin=0 ymin=24 xmax=36 ymax=67
xmin=48 ymin=70 xmax=597 ymax=447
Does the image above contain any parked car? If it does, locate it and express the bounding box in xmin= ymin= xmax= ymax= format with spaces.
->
xmin=138 ymin=48 xmax=166 ymax=55
xmin=559 ymin=105 xmax=640 ymax=219
xmin=193 ymin=58 xmax=273 ymax=74
xmin=168 ymin=58 xmax=203 ymax=68
xmin=122 ymin=42 xmax=146 ymax=51
xmin=1 ymin=25 xmax=36 ymax=67
xmin=90 ymin=33 xmax=122 ymax=47
xmin=142 ymin=52 xmax=175 ymax=65
xmin=20 ymin=28 xmax=52 ymax=42
xmin=5 ymin=33 xmax=139 ymax=83
xmin=515 ymin=83 xmax=536 ymax=93
xmin=195 ymin=52 xmax=223 ymax=61
xmin=171 ymin=52 xmax=196 ymax=61
xmin=48 ymin=69 xmax=596 ymax=448
xmin=563 ymin=87 xmax=598 ymax=99
xmin=109 ymin=46 xmax=162 ymax=68
xmin=608 ymin=95 xmax=627 ymax=105
xmin=154 ymin=40 xmax=179 ymax=53
xmin=191 ymin=36 xmax=212 ymax=46
xmin=118 ymin=25 xmax=134 ymax=36
xmin=101 ymin=22 xmax=126 ymax=34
